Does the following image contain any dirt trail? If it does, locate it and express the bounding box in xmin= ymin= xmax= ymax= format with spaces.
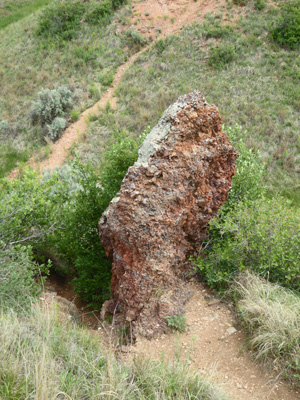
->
xmin=8 ymin=0 xmax=233 ymax=178
xmin=121 ymin=282 xmax=299 ymax=400
xmin=17 ymin=0 xmax=297 ymax=398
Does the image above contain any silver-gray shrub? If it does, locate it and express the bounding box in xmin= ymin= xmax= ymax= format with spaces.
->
xmin=45 ymin=116 xmax=66 ymax=141
xmin=31 ymin=86 xmax=73 ymax=140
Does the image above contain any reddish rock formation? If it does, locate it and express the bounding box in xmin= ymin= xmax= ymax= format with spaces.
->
xmin=99 ymin=91 xmax=238 ymax=338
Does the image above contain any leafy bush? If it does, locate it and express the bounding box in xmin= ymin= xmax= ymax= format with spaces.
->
xmin=0 ymin=169 xmax=68 ymax=310
xmin=208 ymin=42 xmax=237 ymax=69
xmin=202 ymin=21 xmax=234 ymax=39
xmin=271 ymin=0 xmax=300 ymax=49
xmin=194 ymin=129 xmax=300 ymax=293
xmin=0 ymin=246 xmax=48 ymax=312
xmin=36 ymin=0 xmax=86 ymax=41
xmin=193 ymin=125 xmax=266 ymax=290
xmin=85 ymin=0 xmax=113 ymax=25
xmin=197 ymin=195 xmax=300 ymax=291
xmin=193 ymin=125 xmax=300 ymax=292
xmin=50 ymin=131 xmax=139 ymax=306
xmin=234 ymin=272 xmax=300 ymax=387
xmin=166 ymin=314 xmax=187 ymax=333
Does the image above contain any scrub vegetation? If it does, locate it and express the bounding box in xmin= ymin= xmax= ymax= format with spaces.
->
xmin=1 ymin=0 xmax=300 ymax=395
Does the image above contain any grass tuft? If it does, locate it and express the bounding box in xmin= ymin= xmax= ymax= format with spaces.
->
xmin=234 ymin=272 xmax=300 ymax=387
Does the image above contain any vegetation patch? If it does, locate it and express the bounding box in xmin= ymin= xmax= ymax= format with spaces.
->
xmin=0 ymin=0 xmax=137 ymax=176
xmin=0 ymin=303 xmax=228 ymax=400
xmin=166 ymin=315 xmax=187 ymax=333
xmin=271 ymin=0 xmax=300 ymax=49
xmin=234 ymin=272 xmax=300 ymax=387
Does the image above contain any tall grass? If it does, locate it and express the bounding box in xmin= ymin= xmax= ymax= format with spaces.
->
xmin=234 ymin=272 xmax=300 ymax=387
xmin=0 ymin=302 xmax=229 ymax=399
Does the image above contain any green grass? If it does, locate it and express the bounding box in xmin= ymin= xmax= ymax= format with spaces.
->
xmin=0 ymin=0 xmax=54 ymax=30
xmin=78 ymin=4 xmax=300 ymax=204
xmin=0 ymin=302 xmax=229 ymax=400
xmin=234 ymin=272 xmax=300 ymax=388
xmin=0 ymin=1 xmax=138 ymax=177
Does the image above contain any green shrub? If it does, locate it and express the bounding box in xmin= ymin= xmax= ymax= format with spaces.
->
xmin=271 ymin=0 xmax=300 ymax=49
xmin=208 ymin=42 xmax=237 ymax=69
xmin=202 ymin=21 xmax=234 ymax=39
xmin=0 ymin=245 xmax=48 ymax=312
xmin=85 ymin=0 xmax=113 ymax=25
xmin=36 ymin=0 xmax=86 ymax=41
xmin=254 ymin=0 xmax=266 ymax=11
xmin=192 ymin=125 xmax=267 ymax=291
xmin=50 ymin=132 xmax=139 ymax=306
xmin=195 ymin=196 xmax=300 ymax=291
xmin=70 ymin=110 xmax=80 ymax=121
xmin=111 ymin=0 xmax=127 ymax=9
xmin=166 ymin=315 xmax=187 ymax=333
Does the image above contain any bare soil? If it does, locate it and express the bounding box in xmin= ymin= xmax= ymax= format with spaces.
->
xmin=45 ymin=275 xmax=299 ymax=400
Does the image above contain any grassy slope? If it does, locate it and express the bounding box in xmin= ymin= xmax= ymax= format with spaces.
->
xmin=0 ymin=0 xmax=53 ymax=30
xmin=0 ymin=303 xmax=229 ymax=400
xmin=0 ymin=2 xmax=137 ymax=177
xmin=78 ymin=3 xmax=300 ymax=204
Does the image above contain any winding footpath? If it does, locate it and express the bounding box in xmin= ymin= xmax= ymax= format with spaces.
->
xmin=10 ymin=0 xmax=300 ymax=398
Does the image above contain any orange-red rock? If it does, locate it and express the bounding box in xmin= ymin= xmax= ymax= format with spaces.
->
xmin=99 ymin=91 xmax=238 ymax=338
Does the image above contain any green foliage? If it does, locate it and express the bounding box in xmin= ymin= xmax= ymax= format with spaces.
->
xmin=0 ymin=246 xmax=48 ymax=312
xmin=202 ymin=21 xmax=234 ymax=38
xmin=166 ymin=315 xmax=187 ymax=333
xmin=221 ymin=125 xmax=266 ymax=214
xmin=254 ymin=0 xmax=266 ymax=11
xmin=125 ymin=28 xmax=149 ymax=50
xmin=193 ymin=125 xmax=299 ymax=293
xmin=36 ymin=0 xmax=86 ymax=42
xmin=0 ymin=169 xmax=67 ymax=310
xmin=70 ymin=110 xmax=80 ymax=122
xmin=271 ymin=0 xmax=300 ymax=49
xmin=209 ymin=42 xmax=237 ymax=69
xmin=31 ymin=86 xmax=73 ymax=141
xmin=196 ymin=195 xmax=300 ymax=292
xmin=0 ymin=169 xmax=65 ymax=249
xmin=51 ymin=131 xmax=139 ymax=306
xmin=85 ymin=0 xmax=113 ymax=26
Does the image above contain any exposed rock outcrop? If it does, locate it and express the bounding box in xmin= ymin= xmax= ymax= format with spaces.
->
xmin=99 ymin=91 xmax=238 ymax=338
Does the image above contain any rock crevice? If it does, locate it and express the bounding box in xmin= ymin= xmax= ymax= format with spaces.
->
xmin=99 ymin=91 xmax=238 ymax=338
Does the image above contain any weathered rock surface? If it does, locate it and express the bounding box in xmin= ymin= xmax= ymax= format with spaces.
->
xmin=99 ymin=91 xmax=238 ymax=338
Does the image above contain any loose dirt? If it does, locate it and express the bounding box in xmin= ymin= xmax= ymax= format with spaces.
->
xmin=45 ymin=275 xmax=299 ymax=400
xmin=16 ymin=1 xmax=298 ymax=398
xmin=122 ymin=282 xmax=299 ymax=400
